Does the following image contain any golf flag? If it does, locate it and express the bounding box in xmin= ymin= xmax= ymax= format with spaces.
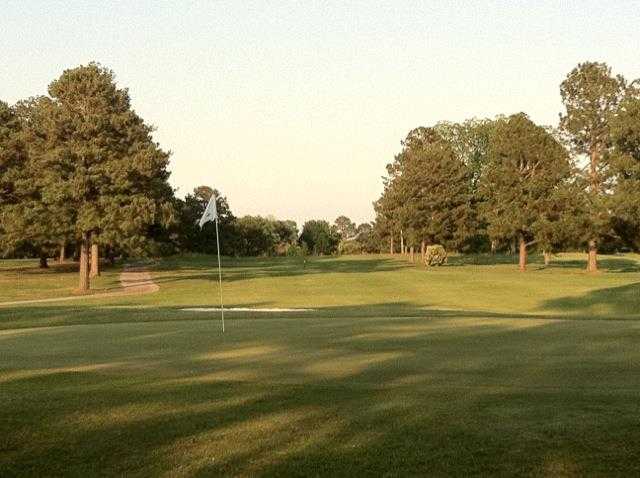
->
xmin=198 ymin=196 xmax=218 ymax=228
xmin=197 ymin=193 xmax=225 ymax=332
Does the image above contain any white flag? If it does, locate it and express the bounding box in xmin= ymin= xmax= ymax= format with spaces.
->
xmin=198 ymin=195 xmax=218 ymax=228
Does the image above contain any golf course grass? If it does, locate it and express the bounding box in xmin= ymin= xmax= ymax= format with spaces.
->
xmin=1 ymin=253 xmax=640 ymax=476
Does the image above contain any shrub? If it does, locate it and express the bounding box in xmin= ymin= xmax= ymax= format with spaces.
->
xmin=285 ymin=244 xmax=307 ymax=257
xmin=424 ymin=245 xmax=447 ymax=266
xmin=339 ymin=240 xmax=362 ymax=255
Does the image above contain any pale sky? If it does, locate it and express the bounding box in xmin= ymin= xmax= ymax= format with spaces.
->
xmin=2 ymin=1 xmax=639 ymax=228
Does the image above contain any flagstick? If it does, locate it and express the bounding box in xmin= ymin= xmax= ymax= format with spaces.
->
xmin=214 ymin=217 xmax=225 ymax=332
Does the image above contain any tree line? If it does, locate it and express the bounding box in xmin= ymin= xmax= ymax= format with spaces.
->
xmin=2 ymin=61 xmax=639 ymax=291
xmin=373 ymin=62 xmax=640 ymax=271
xmin=164 ymin=187 xmax=377 ymax=258
xmin=0 ymin=63 xmax=376 ymax=291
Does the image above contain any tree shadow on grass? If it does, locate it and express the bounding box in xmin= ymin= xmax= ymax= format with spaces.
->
xmin=2 ymin=316 xmax=640 ymax=476
xmin=546 ymin=257 xmax=640 ymax=273
xmin=150 ymin=257 xmax=412 ymax=286
xmin=446 ymin=253 xmax=520 ymax=266
xmin=540 ymin=282 xmax=640 ymax=317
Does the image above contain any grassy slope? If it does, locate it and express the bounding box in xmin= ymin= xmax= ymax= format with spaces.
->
xmin=1 ymin=254 xmax=640 ymax=476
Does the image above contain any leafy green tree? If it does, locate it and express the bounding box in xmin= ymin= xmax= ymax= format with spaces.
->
xmin=333 ymin=215 xmax=357 ymax=240
xmin=300 ymin=220 xmax=339 ymax=255
xmin=35 ymin=63 xmax=174 ymax=289
xmin=559 ymin=61 xmax=628 ymax=271
xmin=272 ymin=219 xmax=298 ymax=250
xmin=480 ymin=113 xmax=574 ymax=271
xmin=176 ymin=186 xmax=236 ymax=254
xmin=395 ymin=132 xmax=473 ymax=251
xmin=609 ymin=89 xmax=640 ymax=250
xmin=0 ymin=98 xmax=73 ymax=267
xmin=355 ymin=222 xmax=379 ymax=253
xmin=434 ymin=118 xmax=496 ymax=193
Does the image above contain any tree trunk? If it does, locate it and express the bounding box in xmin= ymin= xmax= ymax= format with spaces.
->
xmin=400 ymin=230 xmax=404 ymax=256
xmin=587 ymin=239 xmax=598 ymax=273
xmin=518 ymin=235 xmax=527 ymax=272
xmin=543 ymin=250 xmax=551 ymax=266
xmin=390 ymin=236 xmax=394 ymax=255
xmin=39 ymin=254 xmax=48 ymax=269
xmin=587 ymin=145 xmax=599 ymax=273
xmin=59 ymin=244 xmax=66 ymax=264
xmin=421 ymin=240 xmax=426 ymax=262
xmin=79 ymin=232 xmax=91 ymax=291
xmin=90 ymin=241 xmax=100 ymax=277
xmin=490 ymin=239 xmax=497 ymax=254
xmin=510 ymin=237 xmax=516 ymax=255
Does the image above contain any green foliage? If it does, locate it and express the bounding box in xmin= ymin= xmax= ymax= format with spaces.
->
xmin=333 ymin=215 xmax=357 ymax=240
xmin=424 ymin=244 xmax=447 ymax=266
xmin=396 ymin=130 xmax=474 ymax=249
xmin=479 ymin=113 xmax=574 ymax=251
xmin=339 ymin=240 xmax=362 ymax=255
xmin=560 ymin=62 xmax=626 ymax=157
xmin=610 ymin=91 xmax=640 ymax=249
xmin=559 ymin=62 xmax=628 ymax=251
xmin=300 ymin=220 xmax=339 ymax=255
xmin=285 ymin=243 xmax=307 ymax=257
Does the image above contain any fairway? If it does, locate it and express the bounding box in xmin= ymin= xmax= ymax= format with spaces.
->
xmin=2 ymin=255 xmax=640 ymax=476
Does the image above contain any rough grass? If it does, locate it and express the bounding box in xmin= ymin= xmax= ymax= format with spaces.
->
xmin=1 ymin=253 xmax=640 ymax=476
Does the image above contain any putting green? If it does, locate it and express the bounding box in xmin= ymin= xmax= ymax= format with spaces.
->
xmin=2 ymin=315 xmax=640 ymax=476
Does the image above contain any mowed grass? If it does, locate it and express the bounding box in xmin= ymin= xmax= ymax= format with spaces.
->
xmin=0 ymin=259 xmax=120 ymax=303
xmin=1 ymin=253 xmax=640 ymax=476
xmin=143 ymin=252 xmax=640 ymax=319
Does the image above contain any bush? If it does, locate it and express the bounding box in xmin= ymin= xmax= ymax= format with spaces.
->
xmin=285 ymin=244 xmax=307 ymax=257
xmin=339 ymin=240 xmax=362 ymax=255
xmin=424 ymin=245 xmax=447 ymax=266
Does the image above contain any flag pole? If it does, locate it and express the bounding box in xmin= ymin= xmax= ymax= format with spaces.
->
xmin=214 ymin=217 xmax=225 ymax=332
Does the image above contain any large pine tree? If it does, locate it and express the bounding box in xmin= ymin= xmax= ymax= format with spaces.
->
xmin=33 ymin=63 xmax=174 ymax=290
xmin=480 ymin=113 xmax=573 ymax=271
xmin=559 ymin=62 xmax=627 ymax=272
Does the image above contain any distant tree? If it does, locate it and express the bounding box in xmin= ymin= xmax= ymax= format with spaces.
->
xmin=300 ymin=220 xmax=339 ymax=255
xmin=176 ymin=186 xmax=236 ymax=254
xmin=480 ymin=113 xmax=574 ymax=271
xmin=234 ymin=216 xmax=278 ymax=256
xmin=355 ymin=222 xmax=379 ymax=253
xmin=559 ymin=61 xmax=628 ymax=271
xmin=333 ymin=215 xmax=357 ymax=240
xmin=272 ymin=219 xmax=298 ymax=249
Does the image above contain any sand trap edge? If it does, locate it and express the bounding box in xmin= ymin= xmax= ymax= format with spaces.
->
xmin=181 ymin=307 xmax=315 ymax=312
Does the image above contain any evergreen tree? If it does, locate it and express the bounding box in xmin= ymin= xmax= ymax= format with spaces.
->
xmin=39 ymin=63 xmax=174 ymax=290
xmin=480 ymin=113 xmax=573 ymax=271
xmin=392 ymin=130 xmax=473 ymax=251
xmin=333 ymin=215 xmax=357 ymax=240
xmin=0 ymin=98 xmax=73 ymax=266
xmin=610 ymin=88 xmax=640 ymax=249
xmin=559 ymin=62 xmax=627 ymax=271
